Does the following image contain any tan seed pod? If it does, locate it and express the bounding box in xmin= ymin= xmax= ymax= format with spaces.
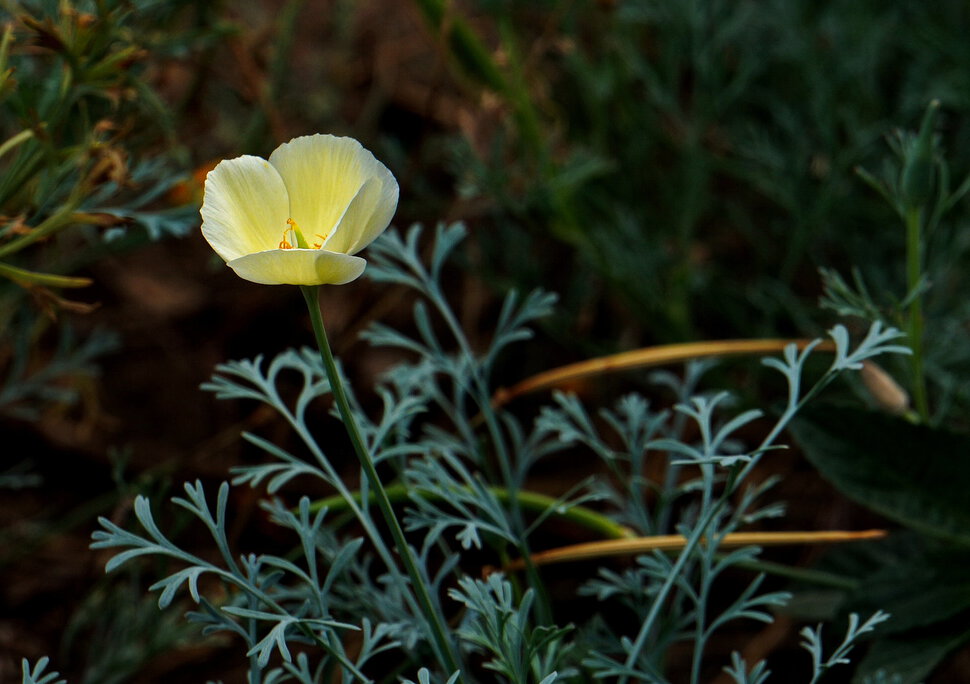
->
xmin=860 ymin=361 xmax=910 ymax=415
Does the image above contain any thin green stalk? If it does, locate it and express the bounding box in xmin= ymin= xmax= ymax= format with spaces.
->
xmin=0 ymin=205 xmax=80 ymax=259
xmin=0 ymin=261 xmax=92 ymax=288
xmin=300 ymin=285 xmax=462 ymax=679
xmin=478 ymin=399 xmax=554 ymax=625
xmin=689 ymin=464 xmax=716 ymax=684
xmin=727 ymin=556 xmax=859 ymax=591
xmin=308 ymin=483 xmax=634 ymax=541
xmin=284 ymin=399 xmax=422 ymax=608
xmin=690 ymin=554 xmax=711 ymax=684
xmin=905 ymin=206 xmax=929 ymax=421
xmin=620 ymin=502 xmax=721 ymax=679
xmin=0 ymin=128 xmax=36 ymax=160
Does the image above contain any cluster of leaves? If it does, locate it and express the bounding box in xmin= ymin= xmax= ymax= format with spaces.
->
xmin=788 ymin=90 xmax=970 ymax=683
xmin=419 ymin=0 xmax=970 ymax=345
xmin=0 ymin=0 xmax=198 ymax=287
xmin=416 ymin=5 xmax=970 ymax=674
xmin=82 ymin=224 xmax=909 ymax=683
xmin=1 ymin=7 xmax=217 ymax=672
xmin=791 ymin=410 xmax=970 ymax=681
xmin=0 ymin=0 xmax=199 ymax=421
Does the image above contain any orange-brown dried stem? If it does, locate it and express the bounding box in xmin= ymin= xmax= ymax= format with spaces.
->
xmin=492 ymin=338 xmax=838 ymax=408
xmin=504 ymin=529 xmax=886 ymax=571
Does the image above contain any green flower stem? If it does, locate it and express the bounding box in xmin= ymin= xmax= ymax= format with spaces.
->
xmin=307 ymin=483 xmax=635 ymax=541
xmin=905 ymin=206 xmax=930 ymax=421
xmin=300 ymin=286 xmax=462 ymax=678
xmin=282 ymin=399 xmax=428 ymax=626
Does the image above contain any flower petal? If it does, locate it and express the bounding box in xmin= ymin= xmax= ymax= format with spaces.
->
xmin=226 ymin=249 xmax=366 ymax=286
xmin=332 ymin=164 xmax=399 ymax=255
xmin=268 ymin=134 xmax=396 ymax=254
xmin=201 ymin=156 xmax=290 ymax=262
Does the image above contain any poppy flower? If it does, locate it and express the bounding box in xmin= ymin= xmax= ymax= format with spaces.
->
xmin=201 ymin=134 xmax=398 ymax=285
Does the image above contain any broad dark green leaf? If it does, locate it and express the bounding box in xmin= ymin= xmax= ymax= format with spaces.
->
xmin=807 ymin=531 xmax=970 ymax=636
xmin=848 ymin=553 xmax=970 ymax=635
xmin=788 ymin=531 xmax=970 ymax=638
xmin=853 ymin=625 xmax=970 ymax=684
xmin=790 ymin=405 xmax=970 ymax=544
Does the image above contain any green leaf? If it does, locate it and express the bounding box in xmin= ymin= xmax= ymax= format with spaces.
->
xmin=848 ymin=549 xmax=970 ymax=635
xmin=824 ymin=531 xmax=970 ymax=635
xmin=852 ymin=625 xmax=970 ymax=684
xmin=811 ymin=532 xmax=970 ymax=636
xmin=797 ymin=532 xmax=970 ymax=684
xmin=790 ymin=405 xmax=970 ymax=545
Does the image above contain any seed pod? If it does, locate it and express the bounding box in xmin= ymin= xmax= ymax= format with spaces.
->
xmin=860 ymin=361 xmax=910 ymax=415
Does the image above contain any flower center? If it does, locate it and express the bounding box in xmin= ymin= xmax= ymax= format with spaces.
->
xmin=279 ymin=218 xmax=330 ymax=250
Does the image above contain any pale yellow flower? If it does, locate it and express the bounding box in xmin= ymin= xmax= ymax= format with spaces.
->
xmin=200 ymin=134 xmax=398 ymax=285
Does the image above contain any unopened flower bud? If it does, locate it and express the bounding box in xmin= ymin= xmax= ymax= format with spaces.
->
xmin=860 ymin=361 xmax=910 ymax=415
xmin=901 ymin=100 xmax=940 ymax=210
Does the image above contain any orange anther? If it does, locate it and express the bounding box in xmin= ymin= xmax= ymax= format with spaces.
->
xmin=279 ymin=228 xmax=294 ymax=249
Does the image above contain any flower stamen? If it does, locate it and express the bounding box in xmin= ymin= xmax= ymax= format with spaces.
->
xmin=280 ymin=218 xmax=310 ymax=249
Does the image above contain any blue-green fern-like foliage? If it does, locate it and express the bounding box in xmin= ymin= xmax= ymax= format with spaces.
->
xmin=21 ymin=657 xmax=67 ymax=684
xmin=449 ymin=573 xmax=571 ymax=683
xmin=88 ymin=223 xmax=907 ymax=683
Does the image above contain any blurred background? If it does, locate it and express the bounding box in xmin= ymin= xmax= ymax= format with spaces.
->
xmin=3 ymin=0 xmax=970 ymax=681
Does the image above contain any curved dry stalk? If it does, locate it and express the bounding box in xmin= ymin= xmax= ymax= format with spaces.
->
xmin=503 ymin=529 xmax=886 ymax=570
xmin=492 ymin=338 xmax=838 ymax=408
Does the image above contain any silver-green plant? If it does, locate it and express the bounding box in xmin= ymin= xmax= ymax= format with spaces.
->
xmin=22 ymin=656 xmax=66 ymax=684
xmin=82 ymin=222 xmax=906 ymax=683
xmin=722 ymin=610 xmax=891 ymax=684
xmin=800 ymin=611 xmax=892 ymax=684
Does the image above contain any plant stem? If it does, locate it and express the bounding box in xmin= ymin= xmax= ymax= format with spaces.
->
xmin=905 ymin=206 xmax=930 ymax=421
xmin=300 ymin=285 xmax=462 ymax=679
xmin=620 ymin=348 xmax=822 ymax=681
xmin=0 ymin=205 xmax=79 ymax=259
xmin=307 ymin=483 xmax=634 ymax=541
xmin=0 ymin=128 xmax=35 ymax=160
xmin=0 ymin=261 xmax=92 ymax=288
xmin=429 ymin=283 xmax=554 ymax=623
xmin=728 ymin=556 xmax=859 ymax=590
xmin=620 ymin=503 xmax=721 ymax=680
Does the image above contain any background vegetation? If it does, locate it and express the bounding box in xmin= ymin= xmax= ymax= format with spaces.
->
xmin=3 ymin=0 xmax=970 ymax=681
